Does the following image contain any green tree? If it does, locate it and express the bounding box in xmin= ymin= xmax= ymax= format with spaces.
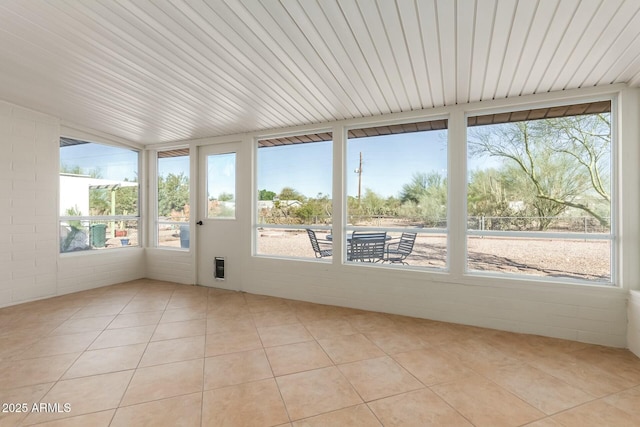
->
xmin=258 ymin=189 xmax=276 ymax=200
xmin=467 ymin=168 xmax=511 ymax=217
xmin=400 ymin=172 xmax=446 ymax=204
xmin=89 ymin=188 xmax=110 ymax=215
xmin=64 ymin=206 xmax=83 ymax=228
xmin=266 ymin=187 xmax=305 ymax=223
xmin=158 ymin=173 xmax=189 ymax=217
xmin=468 ymin=114 xmax=611 ymax=226
xmin=218 ymin=192 xmax=234 ymax=202
xmin=277 ymin=187 xmax=305 ymax=201
xmin=114 ymin=182 xmax=138 ymax=215
xmin=398 ymin=172 xmax=447 ymax=225
xmin=60 ymin=164 xmax=102 ymax=178
xmin=383 ymin=196 xmax=401 ymax=217
xmin=295 ymin=193 xmax=332 ymax=224
xmin=88 ymin=183 xmax=138 ymax=216
xmin=467 ymin=166 xmax=567 ymax=230
xmin=360 ymin=189 xmax=387 ymax=216
xmin=548 ymin=114 xmax=610 ymax=204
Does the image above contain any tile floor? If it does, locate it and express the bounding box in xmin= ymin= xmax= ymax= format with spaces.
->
xmin=1 ymin=279 xmax=639 ymax=426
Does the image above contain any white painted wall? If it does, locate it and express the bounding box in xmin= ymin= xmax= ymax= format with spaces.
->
xmin=1 ymin=100 xmax=60 ymax=306
xmin=57 ymin=248 xmax=145 ymax=296
xmin=181 ymin=85 xmax=637 ymax=349
xmin=629 ymin=291 xmax=640 ymax=357
xmin=145 ymin=248 xmax=194 ymax=285
xmin=619 ymin=87 xmax=640 ymax=355
xmin=0 ymin=100 xmax=145 ymax=308
xmin=242 ymin=259 xmax=629 ymax=346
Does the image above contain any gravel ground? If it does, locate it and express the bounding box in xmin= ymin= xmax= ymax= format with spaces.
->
xmin=256 ymin=229 xmax=611 ymax=282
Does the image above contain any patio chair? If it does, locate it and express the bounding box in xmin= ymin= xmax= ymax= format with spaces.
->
xmin=306 ymin=229 xmax=332 ymax=258
xmin=349 ymin=231 xmax=387 ymax=262
xmin=383 ymin=232 xmax=417 ymax=264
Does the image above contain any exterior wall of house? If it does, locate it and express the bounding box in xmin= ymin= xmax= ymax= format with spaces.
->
xmin=1 ymin=100 xmax=145 ymax=308
xmin=59 ymin=175 xmax=137 ymax=216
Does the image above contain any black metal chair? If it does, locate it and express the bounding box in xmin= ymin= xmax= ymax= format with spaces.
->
xmin=306 ymin=229 xmax=332 ymax=258
xmin=383 ymin=232 xmax=417 ymax=264
xmin=349 ymin=231 xmax=387 ymax=262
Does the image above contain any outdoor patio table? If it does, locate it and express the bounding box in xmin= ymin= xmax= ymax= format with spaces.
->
xmin=326 ymin=233 xmax=391 ymax=242
xmin=327 ymin=232 xmax=391 ymax=262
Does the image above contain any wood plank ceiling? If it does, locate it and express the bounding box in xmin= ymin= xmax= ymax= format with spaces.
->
xmin=0 ymin=0 xmax=638 ymax=145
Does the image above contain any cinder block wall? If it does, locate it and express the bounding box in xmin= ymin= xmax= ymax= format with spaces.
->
xmin=1 ymin=101 xmax=60 ymax=306
xmin=1 ymin=100 xmax=145 ymax=308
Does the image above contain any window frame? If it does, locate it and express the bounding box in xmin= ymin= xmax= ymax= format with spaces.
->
xmin=155 ymin=147 xmax=191 ymax=250
xmin=205 ymin=151 xmax=237 ymax=221
xmin=248 ymin=89 xmax=626 ymax=289
xmin=252 ymin=130 xmax=333 ymax=261
xmin=463 ymin=97 xmax=617 ymax=286
xmin=342 ymin=117 xmax=450 ymax=271
xmin=59 ymin=137 xmax=142 ymax=254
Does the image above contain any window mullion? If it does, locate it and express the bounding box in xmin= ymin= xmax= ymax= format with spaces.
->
xmin=449 ymin=109 xmax=467 ymax=278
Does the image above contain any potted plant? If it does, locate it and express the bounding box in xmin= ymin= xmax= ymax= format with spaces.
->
xmin=115 ymin=213 xmax=127 ymax=237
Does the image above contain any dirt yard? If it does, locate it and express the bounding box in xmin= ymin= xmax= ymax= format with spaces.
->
xmin=256 ymin=229 xmax=611 ymax=283
xmin=159 ymin=226 xmax=610 ymax=282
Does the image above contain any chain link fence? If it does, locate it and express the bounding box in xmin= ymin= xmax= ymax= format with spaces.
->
xmin=467 ymin=216 xmax=610 ymax=233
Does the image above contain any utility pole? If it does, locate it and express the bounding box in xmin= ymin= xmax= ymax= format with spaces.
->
xmin=355 ymin=151 xmax=362 ymax=204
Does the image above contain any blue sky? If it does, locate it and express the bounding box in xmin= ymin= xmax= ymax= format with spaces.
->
xmin=346 ymin=131 xmax=448 ymax=198
xmin=258 ymin=141 xmax=333 ymax=198
xmin=207 ymin=153 xmax=236 ymax=199
xmin=159 ymin=153 xmax=236 ymax=200
xmin=158 ymin=155 xmax=189 ymax=179
xmin=258 ymin=130 xmax=448 ymax=199
xmin=63 ymin=132 xmax=495 ymax=201
xmin=60 ymin=143 xmax=138 ymax=181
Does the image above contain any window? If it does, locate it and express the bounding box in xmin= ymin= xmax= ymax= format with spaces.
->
xmin=466 ymin=101 xmax=613 ymax=284
xmin=207 ymin=152 xmax=236 ymax=219
xmin=255 ymin=132 xmax=332 ymax=259
xmin=345 ymin=120 xmax=448 ymax=269
xmin=59 ymin=138 xmax=139 ymax=252
xmin=157 ymin=149 xmax=190 ymax=249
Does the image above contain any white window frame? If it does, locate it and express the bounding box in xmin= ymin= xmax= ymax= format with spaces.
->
xmin=342 ymin=117 xmax=450 ymax=271
xmin=154 ymin=147 xmax=191 ymax=250
xmin=247 ymin=86 xmax=632 ymax=290
xmin=252 ymin=130 xmax=333 ymax=261
xmin=463 ymin=96 xmax=617 ymax=286
xmin=205 ymin=150 xmax=237 ymax=221
xmin=59 ymin=137 xmax=142 ymax=254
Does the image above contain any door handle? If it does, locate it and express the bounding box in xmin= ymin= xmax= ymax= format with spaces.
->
xmin=196 ymin=221 xmax=203 ymax=226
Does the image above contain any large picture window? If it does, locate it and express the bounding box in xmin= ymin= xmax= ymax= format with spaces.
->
xmin=157 ymin=149 xmax=190 ymax=249
xmin=59 ymin=138 xmax=140 ymax=252
xmin=466 ymin=101 xmax=613 ymax=283
xmin=345 ymin=120 xmax=448 ymax=269
xmin=255 ymin=132 xmax=332 ymax=259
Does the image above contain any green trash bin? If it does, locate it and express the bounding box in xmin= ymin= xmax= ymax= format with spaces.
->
xmin=90 ymin=224 xmax=107 ymax=248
